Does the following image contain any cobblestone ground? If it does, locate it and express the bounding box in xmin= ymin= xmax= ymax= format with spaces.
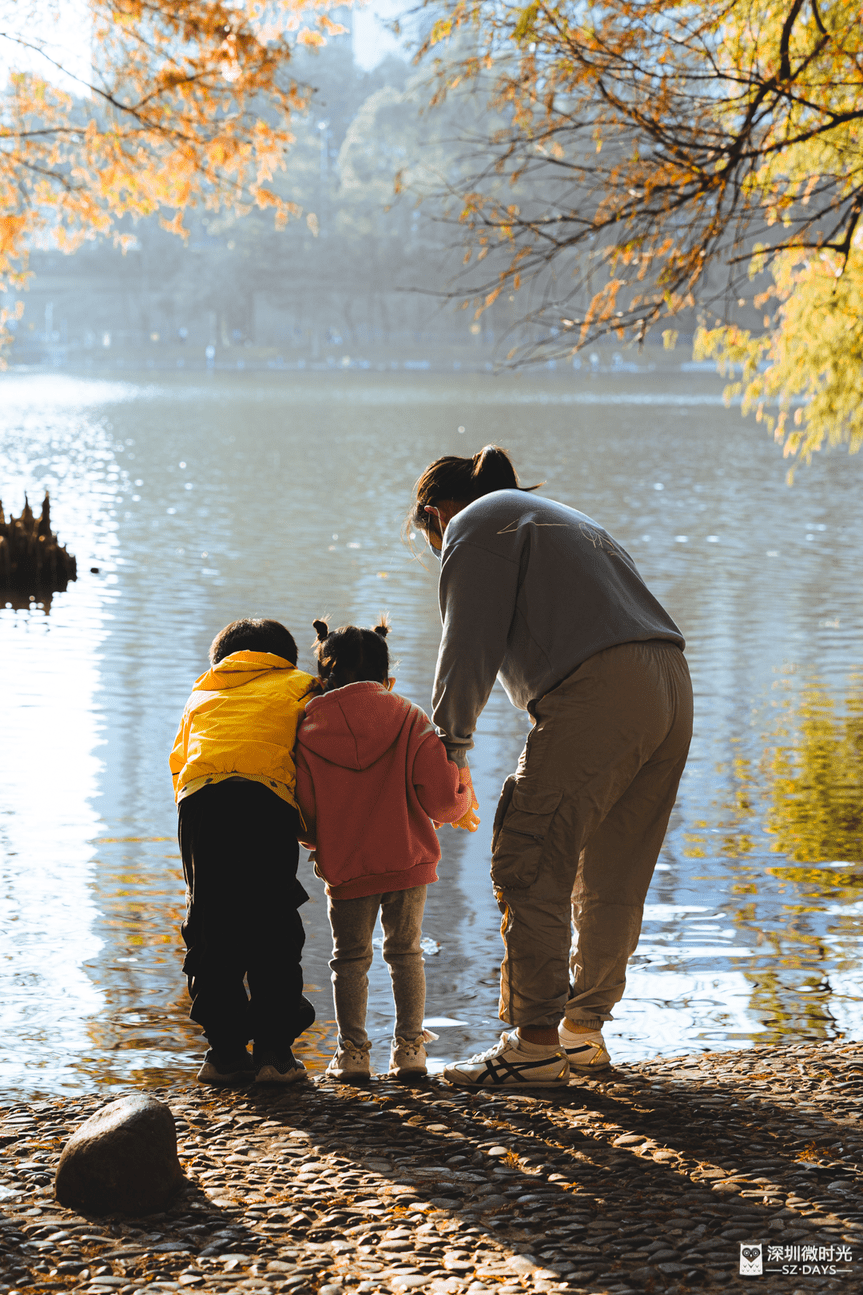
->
xmin=2 ymin=1040 xmax=862 ymax=1294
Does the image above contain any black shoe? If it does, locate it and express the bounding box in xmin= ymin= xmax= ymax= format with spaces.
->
xmin=254 ymin=1046 xmax=307 ymax=1085
xmin=197 ymin=1047 xmax=255 ymax=1086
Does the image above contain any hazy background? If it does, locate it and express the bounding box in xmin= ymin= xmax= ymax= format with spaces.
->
xmin=5 ymin=6 xmax=510 ymax=371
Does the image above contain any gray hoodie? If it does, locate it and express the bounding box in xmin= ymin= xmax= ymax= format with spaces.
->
xmin=431 ymin=489 xmax=684 ymax=765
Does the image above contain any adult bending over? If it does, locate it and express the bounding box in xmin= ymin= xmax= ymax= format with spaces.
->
xmin=411 ymin=446 xmax=693 ymax=1088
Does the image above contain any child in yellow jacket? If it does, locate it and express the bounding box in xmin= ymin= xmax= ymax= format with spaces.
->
xmin=170 ymin=617 xmax=317 ymax=1086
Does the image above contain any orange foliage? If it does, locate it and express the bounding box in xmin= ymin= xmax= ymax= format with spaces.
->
xmin=416 ymin=0 xmax=863 ymax=376
xmin=0 ymin=0 xmax=346 ymax=341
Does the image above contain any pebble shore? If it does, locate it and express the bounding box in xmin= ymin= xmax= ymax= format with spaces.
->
xmin=3 ymin=1040 xmax=863 ymax=1294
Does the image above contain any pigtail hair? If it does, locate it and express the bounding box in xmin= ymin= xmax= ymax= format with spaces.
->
xmin=313 ymin=619 xmax=391 ymax=690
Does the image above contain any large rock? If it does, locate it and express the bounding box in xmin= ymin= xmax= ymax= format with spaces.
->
xmin=55 ymin=1094 xmax=185 ymax=1215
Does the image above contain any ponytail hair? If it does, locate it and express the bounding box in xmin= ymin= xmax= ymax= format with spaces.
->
xmin=408 ymin=444 xmax=540 ymax=536
xmin=471 ymin=445 xmax=523 ymax=492
xmin=312 ymin=614 xmax=391 ymax=690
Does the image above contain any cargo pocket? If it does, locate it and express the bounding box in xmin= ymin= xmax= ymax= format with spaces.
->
xmin=490 ymin=781 xmax=563 ymax=891
xmin=491 ymin=775 xmax=517 ymax=854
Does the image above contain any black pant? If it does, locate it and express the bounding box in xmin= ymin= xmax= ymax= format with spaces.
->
xmin=178 ymin=780 xmax=315 ymax=1053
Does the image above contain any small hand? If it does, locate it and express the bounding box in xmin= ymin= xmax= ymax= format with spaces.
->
xmin=454 ymin=804 xmax=481 ymax=831
xmin=453 ymin=766 xmax=480 ymax=832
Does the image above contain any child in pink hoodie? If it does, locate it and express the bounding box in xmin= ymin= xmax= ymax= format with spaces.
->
xmin=295 ymin=617 xmax=474 ymax=1082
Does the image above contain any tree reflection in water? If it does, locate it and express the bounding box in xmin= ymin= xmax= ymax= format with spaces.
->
xmin=690 ymin=669 xmax=863 ymax=866
xmin=765 ymin=677 xmax=863 ymax=865
xmin=683 ymin=670 xmax=863 ymax=1044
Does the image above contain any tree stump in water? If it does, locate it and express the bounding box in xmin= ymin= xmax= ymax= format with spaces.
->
xmin=0 ymin=493 xmax=77 ymax=593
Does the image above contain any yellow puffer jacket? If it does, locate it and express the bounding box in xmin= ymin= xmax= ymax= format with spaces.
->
xmin=170 ymin=651 xmax=317 ymax=806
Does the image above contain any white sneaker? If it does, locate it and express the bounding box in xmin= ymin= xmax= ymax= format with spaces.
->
xmin=389 ymin=1028 xmax=438 ymax=1080
xmin=442 ymin=1031 xmax=569 ymax=1089
xmin=326 ymin=1041 xmax=372 ymax=1082
xmin=558 ymin=1023 xmax=611 ymax=1070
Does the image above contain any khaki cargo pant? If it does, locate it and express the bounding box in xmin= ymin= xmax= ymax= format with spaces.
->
xmin=492 ymin=639 xmax=693 ymax=1029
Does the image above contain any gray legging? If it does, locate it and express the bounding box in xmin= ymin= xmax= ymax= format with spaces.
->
xmin=327 ymin=885 xmax=427 ymax=1047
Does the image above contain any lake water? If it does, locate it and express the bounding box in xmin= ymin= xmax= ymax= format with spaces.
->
xmin=1 ymin=365 xmax=861 ymax=1097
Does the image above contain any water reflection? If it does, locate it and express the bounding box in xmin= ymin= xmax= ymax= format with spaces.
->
xmin=689 ymin=671 xmax=863 ymax=864
xmin=765 ymin=678 xmax=863 ymax=864
xmin=678 ymin=673 xmax=863 ymax=1050
xmin=0 ymin=380 xmax=123 ymax=1092
xmin=1 ymin=366 xmax=862 ymax=1095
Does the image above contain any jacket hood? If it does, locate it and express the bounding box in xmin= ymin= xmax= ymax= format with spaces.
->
xmin=300 ymin=682 xmax=417 ymax=771
xmin=194 ymin=651 xmax=302 ymax=692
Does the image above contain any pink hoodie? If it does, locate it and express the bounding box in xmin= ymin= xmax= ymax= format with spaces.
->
xmin=295 ymin=681 xmax=471 ymax=900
